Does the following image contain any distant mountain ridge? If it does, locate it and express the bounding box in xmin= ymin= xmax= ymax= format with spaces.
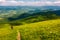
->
xmin=0 ymin=6 xmax=60 ymax=22
xmin=0 ymin=6 xmax=60 ymax=10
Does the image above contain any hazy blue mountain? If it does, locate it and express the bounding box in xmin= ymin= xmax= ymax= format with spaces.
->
xmin=0 ymin=6 xmax=60 ymax=20
xmin=0 ymin=6 xmax=60 ymax=10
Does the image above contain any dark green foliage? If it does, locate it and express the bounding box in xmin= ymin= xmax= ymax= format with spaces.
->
xmin=9 ymin=12 xmax=60 ymax=24
xmin=0 ymin=10 xmax=60 ymax=26
xmin=9 ymin=22 xmax=23 ymax=26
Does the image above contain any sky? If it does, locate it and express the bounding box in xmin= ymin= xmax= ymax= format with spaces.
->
xmin=0 ymin=0 xmax=60 ymax=6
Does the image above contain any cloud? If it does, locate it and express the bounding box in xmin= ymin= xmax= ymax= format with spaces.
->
xmin=0 ymin=0 xmax=60 ymax=6
xmin=54 ymin=1 xmax=60 ymax=6
xmin=54 ymin=1 xmax=60 ymax=3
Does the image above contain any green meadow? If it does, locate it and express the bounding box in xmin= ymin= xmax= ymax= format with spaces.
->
xmin=0 ymin=19 xmax=60 ymax=40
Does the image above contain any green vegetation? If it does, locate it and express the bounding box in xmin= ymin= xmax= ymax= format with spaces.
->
xmin=0 ymin=10 xmax=60 ymax=40
xmin=0 ymin=10 xmax=60 ymax=25
xmin=9 ymin=13 xmax=60 ymax=25
xmin=0 ymin=19 xmax=60 ymax=40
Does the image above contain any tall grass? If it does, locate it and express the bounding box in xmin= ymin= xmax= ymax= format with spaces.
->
xmin=0 ymin=19 xmax=60 ymax=40
xmin=16 ymin=19 xmax=60 ymax=40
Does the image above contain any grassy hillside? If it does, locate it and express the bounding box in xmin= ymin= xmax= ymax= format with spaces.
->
xmin=7 ymin=10 xmax=60 ymax=25
xmin=0 ymin=19 xmax=60 ymax=40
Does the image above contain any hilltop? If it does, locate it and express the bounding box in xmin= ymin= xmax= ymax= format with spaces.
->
xmin=0 ymin=19 xmax=60 ymax=40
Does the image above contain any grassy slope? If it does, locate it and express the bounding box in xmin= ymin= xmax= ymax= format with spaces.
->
xmin=0 ymin=25 xmax=17 ymax=40
xmin=0 ymin=19 xmax=60 ymax=40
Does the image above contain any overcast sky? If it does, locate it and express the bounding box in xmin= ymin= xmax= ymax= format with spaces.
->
xmin=0 ymin=0 xmax=60 ymax=6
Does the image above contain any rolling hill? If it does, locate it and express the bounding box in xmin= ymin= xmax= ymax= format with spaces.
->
xmin=0 ymin=19 xmax=60 ymax=40
xmin=7 ymin=10 xmax=60 ymax=25
xmin=0 ymin=6 xmax=60 ymax=40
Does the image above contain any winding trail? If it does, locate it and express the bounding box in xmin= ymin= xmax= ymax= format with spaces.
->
xmin=17 ymin=30 xmax=21 ymax=40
